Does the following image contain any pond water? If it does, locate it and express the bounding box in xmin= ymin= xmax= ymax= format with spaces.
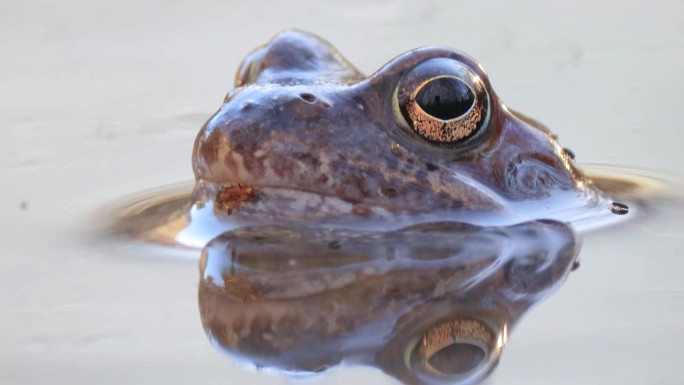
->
xmin=2 ymin=1 xmax=683 ymax=384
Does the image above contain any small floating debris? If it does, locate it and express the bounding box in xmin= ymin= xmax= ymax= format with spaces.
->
xmin=216 ymin=184 xmax=255 ymax=214
xmin=609 ymin=201 xmax=629 ymax=215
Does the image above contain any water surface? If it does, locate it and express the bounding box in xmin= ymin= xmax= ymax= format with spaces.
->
xmin=2 ymin=1 xmax=683 ymax=384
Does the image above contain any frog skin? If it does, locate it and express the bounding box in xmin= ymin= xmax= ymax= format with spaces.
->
xmin=191 ymin=30 xmax=599 ymax=226
xmin=199 ymin=220 xmax=579 ymax=385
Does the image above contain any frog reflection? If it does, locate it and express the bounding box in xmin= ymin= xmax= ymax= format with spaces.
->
xmin=199 ymin=220 xmax=578 ymax=385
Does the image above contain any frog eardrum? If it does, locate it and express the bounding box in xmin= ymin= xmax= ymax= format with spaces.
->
xmin=396 ymin=58 xmax=490 ymax=144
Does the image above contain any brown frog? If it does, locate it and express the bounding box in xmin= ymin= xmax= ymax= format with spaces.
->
xmin=188 ymin=30 xmax=614 ymax=385
xmin=191 ymin=30 xmax=604 ymax=228
xmin=199 ymin=220 xmax=579 ymax=385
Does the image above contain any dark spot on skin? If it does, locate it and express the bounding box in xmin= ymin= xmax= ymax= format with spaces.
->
xmin=327 ymin=240 xmax=341 ymax=250
xmin=318 ymin=174 xmax=329 ymax=184
xmin=299 ymin=93 xmax=317 ymax=103
xmin=240 ymin=102 xmax=256 ymax=111
xmin=227 ymin=119 xmax=269 ymax=158
xmin=610 ymin=201 xmax=629 ymax=215
xmin=381 ymin=186 xmax=398 ymax=198
xmin=425 ymin=162 xmax=438 ymax=171
xmin=563 ymin=147 xmax=575 ymax=160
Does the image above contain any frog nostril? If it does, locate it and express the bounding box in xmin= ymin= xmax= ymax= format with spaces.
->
xmin=240 ymin=101 xmax=256 ymax=112
xmin=299 ymin=93 xmax=317 ymax=103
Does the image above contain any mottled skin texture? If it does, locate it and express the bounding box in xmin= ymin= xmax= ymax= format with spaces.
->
xmin=192 ymin=30 xmax=591 ymax=221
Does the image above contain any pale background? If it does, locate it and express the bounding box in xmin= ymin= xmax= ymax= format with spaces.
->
xmin=1 ymin=1 xmax=683 ymax=384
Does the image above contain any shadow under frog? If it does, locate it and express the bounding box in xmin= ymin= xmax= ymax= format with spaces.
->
xmin=106 ymin=30 xmax=637 ymax=385
xmin=199 ymin=220 xmax=579 ymax=385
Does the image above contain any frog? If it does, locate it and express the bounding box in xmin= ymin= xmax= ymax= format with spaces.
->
xmin=185 ymin=30 xmax=616 ymax=385
xmin=190 ymin=29 xmax=605 ymax=229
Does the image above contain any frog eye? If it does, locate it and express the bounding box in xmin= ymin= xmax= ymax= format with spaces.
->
xmin=406 ymin=318 xmax=502 ymax=382
xmin=396 ymin=58 xmax=490 ymax=144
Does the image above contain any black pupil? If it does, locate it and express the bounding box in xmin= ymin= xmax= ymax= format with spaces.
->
xmin=427 ymin=343 xmax=484 ymax=375
xmin=415 ymin=77 xmax=474 ymax=120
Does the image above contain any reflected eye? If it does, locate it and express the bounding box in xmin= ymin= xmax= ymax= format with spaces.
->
xmin=396 ymin=58 xmax=490 ymax=145
xmin=408 ymin=318 xmax=502 ymax=382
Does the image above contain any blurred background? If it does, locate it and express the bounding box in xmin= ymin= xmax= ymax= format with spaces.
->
xmin=1 ymin=1 xmax=682 ymax=384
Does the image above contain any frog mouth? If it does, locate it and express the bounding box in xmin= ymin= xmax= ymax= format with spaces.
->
xmin=201 ymin=182 xmax=403 ymax=221
xmin=190 ymin=177 xmax=513 ymax=231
